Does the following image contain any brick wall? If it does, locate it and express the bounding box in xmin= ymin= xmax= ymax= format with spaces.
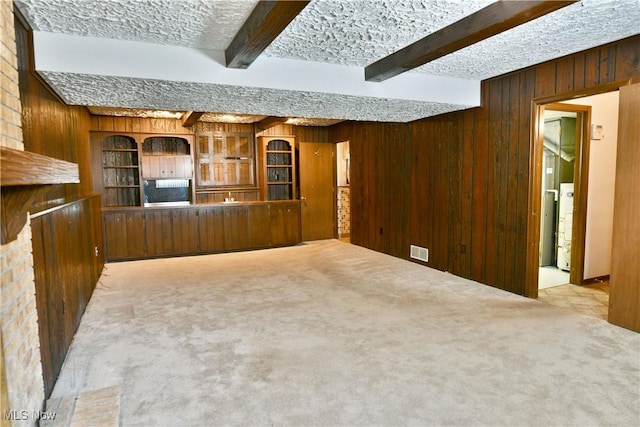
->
xmin=337 ymin=186 xmax=350 ymax=237
xmin=0 ymin=1 xmax=46 ymax=425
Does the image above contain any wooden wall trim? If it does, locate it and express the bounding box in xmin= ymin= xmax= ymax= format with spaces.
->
xmin=89 ymin=116 xmax=194 ymax=134
xmin=30 ymin=193 xmax=102 ymax=219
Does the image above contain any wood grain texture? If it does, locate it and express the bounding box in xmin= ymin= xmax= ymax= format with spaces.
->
xmin=298 ymin=142 xmax=336 ymax=241
xmin=102 ymin=202 xmax=302 ymax=261
xmin=331 ymin=35 xmax=640 ymax=297
xmin=181 ymin=111 xmax=204 ymax=127
xmin=30 ymin=196 xmax=103 ymax=397
xmin=255 ymin=116 xmax=288 ymax=132
xmin=15 ymin=16 xmax=92 ymax=210
xmin=90 ymin=116 xmax=193 ymax=134
xmin=15 ymin=16 xmax=104 ymax=398
xmin=0 ymin=146 xmax=79 ymax=185
xmin=609 ymin=83 xmax=640 ymax=332
xmin=329 ymin=121 xmax=411 ymax=259
xmin=365 ymin=0 xmax=577 ymax=81
xmin=225 ymin=0 xmax=310 ymax=69
xmin=0 ymin=185 xmax=48 ymax=244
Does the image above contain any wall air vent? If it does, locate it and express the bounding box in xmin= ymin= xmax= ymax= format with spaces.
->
xmin=410 ymin=245 xmax=429 ymax=262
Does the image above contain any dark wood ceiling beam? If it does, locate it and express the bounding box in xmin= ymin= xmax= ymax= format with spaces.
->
xmin=365 ymin=0 xmax=578 ymax=82
xmin=225 ymin=0 xmax=310 ymax=69
xmin=255 ymin=116 xmax=288 ymax=132
xmin=182 ymin=111 xmax=204 ymax=127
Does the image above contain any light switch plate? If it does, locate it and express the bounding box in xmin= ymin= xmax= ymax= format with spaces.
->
xmin=591 ymin=124 xmax=604 ymax=140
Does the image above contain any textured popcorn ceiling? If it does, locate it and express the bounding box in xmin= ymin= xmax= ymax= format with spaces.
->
xmin=16 ymin=0 xmax=640 ymax=122
xmin=16 ymin=0 xmax=259 ymax=50
xmin=414 ymin=0 xmax=640 ymax=79
xmin=265 ymin=0 xmax=495 ymax=66
xmin=266 ymin=0 xmax=640 ymax=80
xmin=40 ymin=72 xmax=469 ymax=123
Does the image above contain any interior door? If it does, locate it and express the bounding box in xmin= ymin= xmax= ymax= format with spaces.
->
xmin=298 ymin=142 xmax=336 ymax=241
xmin=609 ymin=83 xmax=640 ymax=332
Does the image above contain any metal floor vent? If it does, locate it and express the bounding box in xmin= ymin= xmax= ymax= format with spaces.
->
xmin=410 ymin=245 xmax=429 ymax=262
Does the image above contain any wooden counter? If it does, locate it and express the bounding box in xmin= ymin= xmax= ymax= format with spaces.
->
xmin=102 ymin=200 xmax=301 ymax=261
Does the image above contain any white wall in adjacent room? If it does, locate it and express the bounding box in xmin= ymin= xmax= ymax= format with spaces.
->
xmin=564 ymin=91 xmax=619 ymax=280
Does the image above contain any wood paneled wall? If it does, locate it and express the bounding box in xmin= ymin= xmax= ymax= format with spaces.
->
xmin=256 ymin=123 xmax=329 ymax=143
xmin=15 ymin=19 xmax=92 ymax=210
xmin=90 ymin=116 xmax=193 ymax=134
xmin=15 ymin=14 xmax=104 ymax=396
xmin=329 ymin=121 xmax=412 ymax=259
xmin=330 ymin=35 xmax=640 ymax=296
xmin=30 ymin=196 xmax=103 ymax=396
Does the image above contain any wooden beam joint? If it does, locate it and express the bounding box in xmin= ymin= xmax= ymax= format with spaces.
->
xmin=182 ymin=111 xmax=204 ymax=128
xmin=255 ymin=116 xmax=289 ymax=132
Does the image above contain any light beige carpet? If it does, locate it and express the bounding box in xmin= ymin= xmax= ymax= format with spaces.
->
xmin=51 ymin=240 xmax=640 ymax=426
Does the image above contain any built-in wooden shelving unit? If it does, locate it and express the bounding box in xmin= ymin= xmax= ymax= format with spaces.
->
xmin=258 ymin=136 xmax=296 ymax=201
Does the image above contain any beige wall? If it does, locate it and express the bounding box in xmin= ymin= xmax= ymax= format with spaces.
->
xmin=564 ymin=91 xmax=620 ymax=280
xmin=1 ymin=1 xmax=45 ymax=425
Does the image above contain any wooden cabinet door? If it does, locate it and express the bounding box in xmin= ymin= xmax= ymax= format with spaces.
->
xmin=103 ymin=211 xmax=145 ymax=260
xmin=172 ymin=209 xmax=199 ymax=254
xmin=283 ymin=202 xmax=302 ymax=245
xmin=144 ymin=209 xmax=174 ymax=256
xmin=270 ymin=204 xmax=287 ymax=246
xmin=174 ymin=156 xmax=193 ymax=179
xmin=270 ymin=202 xmax=301 ymax=246
xmin=142 ymin=156 xmax=192 ymax=179
xmin=197 ymin=132 xmax=254 ymax=186
xmin=141 ymin=156 xmax=161 ymax=178
xmin=248 ymin=204 xmax=271 ymax=248
xmin=223 ymin=205 xmax=249 ymax=250
xmin=159 ymin=157 xmax=173 ymax=178
xmin=198 ymin=206 xmax=225 ymax=252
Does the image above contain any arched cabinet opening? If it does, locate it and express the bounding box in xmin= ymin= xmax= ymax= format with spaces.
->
xmin=140 ymin=136 xmax=193 ymax=206
xmin=259 ymin=136 xmax=296 ymax=201
xmin=101 ymin=135 xmax=141 ymax=207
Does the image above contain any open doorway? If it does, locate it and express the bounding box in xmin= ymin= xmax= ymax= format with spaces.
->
xmin=538 ymin=107 xmax=580 ymax=289
xmin=530 ymin=91 xmax=620 ymax=321
xmin=336 ymin=140 xmax=350 ymax=242
xmin=536 ymin=102 xmax=591 ymax=291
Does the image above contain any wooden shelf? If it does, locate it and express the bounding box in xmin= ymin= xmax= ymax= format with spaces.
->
xmin=1 ymin=146 xmax=79 ymax=186
xmin=1 ymin=146 xmax=80 ymax=244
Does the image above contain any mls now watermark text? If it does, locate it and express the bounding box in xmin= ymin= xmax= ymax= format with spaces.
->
xmin=3 ymin=410 xmax=57 ymax=421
